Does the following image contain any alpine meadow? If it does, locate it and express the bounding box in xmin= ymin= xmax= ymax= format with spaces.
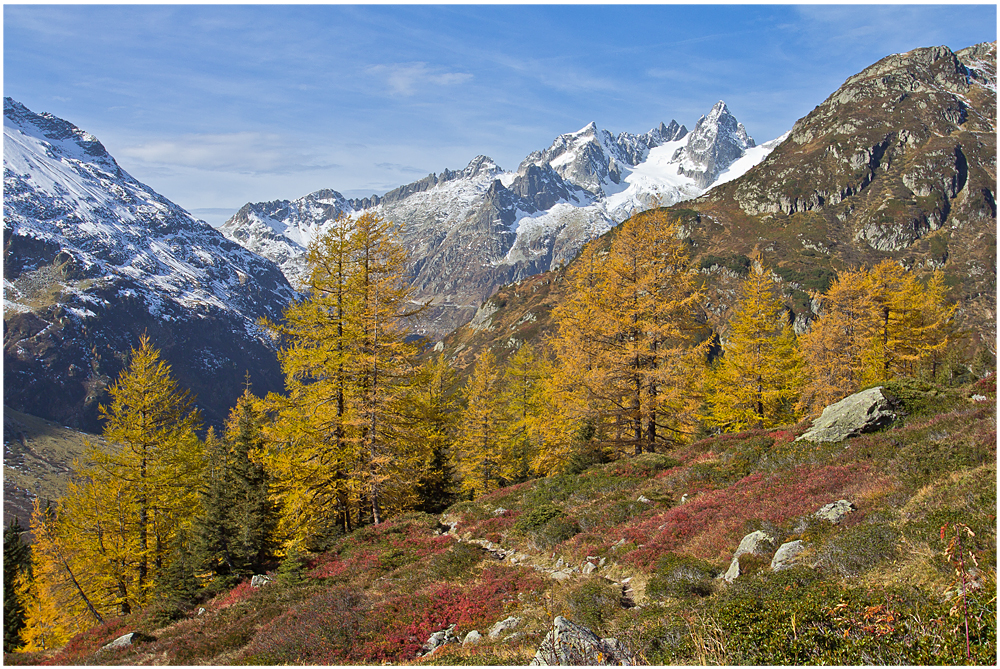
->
xmin=2 ymin=12 xmax=997 ymax=666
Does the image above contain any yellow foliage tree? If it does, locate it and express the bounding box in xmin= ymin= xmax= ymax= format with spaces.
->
xmin=551 ymin=210 xmax=709 ymax=456
xmin=263 ymin=212 xmax=427 ymax=541
xmin=17 ymin=500 xmax=100 ymax=652
xmin=82 ymin=334 xmax=204 ymax=613
xmin=798 ymin=268 xmax=877 ymax=412
xmin=707 ymin=259 xmax=804 ymax=431
xmin=499 ymin=343 xmax=548 ymax=482
xmin=453 ymin=349 xmax=506 ymax=498
xmin=800 ymin=261 xmax=960 ymax=413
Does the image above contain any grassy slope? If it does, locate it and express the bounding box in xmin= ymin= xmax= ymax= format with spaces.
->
xmin=6 ymin=376 xmax=995 ymax=665
xmin=3 ymin=407 xmax=100 ymax=530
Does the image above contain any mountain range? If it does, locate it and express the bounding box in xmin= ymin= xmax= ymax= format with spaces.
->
xmin=437 ymin=42 xmax=997 ymax=372
xmin=221 ymin=101 xmax=773 ymax=337
xmin=3 ymin=40 xmax=996 ymax=434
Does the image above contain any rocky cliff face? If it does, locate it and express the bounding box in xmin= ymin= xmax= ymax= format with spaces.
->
xmin=222 ymin=103 xmax=769 ymax=338
xmin=3 ymin=98 xmax=296 ymax=431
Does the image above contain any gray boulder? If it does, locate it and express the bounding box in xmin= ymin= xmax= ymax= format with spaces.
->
xmin=489 ymin=615 xmax=523 ymax=639
xmin=529 ymin=616 xmax=631 ymax=665
xmin=814 ymin=500 xmax=856 ymax=524
xmin=419 ymin=624 xmax=458 ymax=656
xmin=463 ymin=630 xmax=482 ymax=645
xmin=250 ymin=574 xmax=273 ymax=588
xmin=724 ymin=530 xmax=777 ymax=582
xmin=101 ymin=631 xmax=152 ymax=652
xmin=771 ymin=540 xmax=807 ymax=571
xmin=796 ymin=387 xmax=898 ymax=443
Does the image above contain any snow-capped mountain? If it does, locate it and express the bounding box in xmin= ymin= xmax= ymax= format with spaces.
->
xmin=4 ymin=97 xmax=296 ymax=431
xmin=222 ymin=100 xmax=781 ymax=337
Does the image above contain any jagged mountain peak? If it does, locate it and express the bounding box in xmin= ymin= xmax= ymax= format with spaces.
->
xmin=442 ymin=154 xmax=504 ymax=182
xmin=4 ymin=96 xmax=123 ymax=177
xmin=223 ymin=100 xmax=775 ymax=337
xmin=674 ymin=100 xmax=754 ymax=188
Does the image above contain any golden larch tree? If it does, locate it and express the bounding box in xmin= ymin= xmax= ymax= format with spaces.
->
xmin=454 ymin=349 xmax=506 ymax=498
xmin=551 ymin=209 xmax=709 ymax=456
xmin=707 ymin=259 xmax=804 ymax=431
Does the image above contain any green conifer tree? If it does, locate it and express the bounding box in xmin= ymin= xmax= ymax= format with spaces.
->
xmin=4 ymin=518 xmax=32 ymax=652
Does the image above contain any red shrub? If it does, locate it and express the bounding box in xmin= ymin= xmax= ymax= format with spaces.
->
xmin=619 ymin=463 xmax=885 ymax=568
xmin=47 ymin=616 xmax=133 ymax=664
xmin=214 ymin=579 xmax=256 ymax=609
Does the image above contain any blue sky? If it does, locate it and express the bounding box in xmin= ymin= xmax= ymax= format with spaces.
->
xmin=5 ymin=4 xmax=997 ymax=226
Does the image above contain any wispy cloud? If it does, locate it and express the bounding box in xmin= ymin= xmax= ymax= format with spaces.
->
xmin=117 ymin=132 xmax=337 ymax=175
xmin=374 ymin=162 xmax=430 ymax=174
xmin=367 ymin=62 xmax=472 ymax=96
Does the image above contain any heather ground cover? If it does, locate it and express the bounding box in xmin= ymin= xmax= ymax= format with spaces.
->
xmin=6 ymin=377 xmax=994 ymax=665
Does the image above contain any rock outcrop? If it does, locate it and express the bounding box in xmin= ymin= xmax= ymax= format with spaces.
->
xmin=814 ymin=500 xmax=857 ymax=524
xmin=529 ymin=616 xmax=632 ymax=666
xmin=771 ymin=540 xmax=807 ymax=571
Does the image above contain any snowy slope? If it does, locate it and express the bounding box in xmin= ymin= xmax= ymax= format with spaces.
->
xmin=3 ymin=97 xmax=295 ymax=430
xmin=4 ymin=98 xmax=295 ymax=323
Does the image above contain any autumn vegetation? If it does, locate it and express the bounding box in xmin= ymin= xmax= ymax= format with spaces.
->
xmin=4 ymin=209 xmax=993 ymax=664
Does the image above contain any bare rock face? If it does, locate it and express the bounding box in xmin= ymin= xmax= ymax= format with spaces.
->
xmin=675 ymin=101 xmax=754 ymax=188
xmin=530 ymin=616 xmax=632 ymax=666
xmin=797 ymin=387 xmax=900 ymax=443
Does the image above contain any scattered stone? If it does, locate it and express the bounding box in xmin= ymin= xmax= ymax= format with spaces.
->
xmin=796 ymin=386 xmax=899 ymax=443
xmin=598 ymin=557 xmax=606 ymax=567
xmin=771 ymin=540 xmax=807 ymax=571
xmin=197 ymin=607 xmax=205 ymax=616
xmin=680 ymin=493 xmax=689 ymax=504
xmin=463 ymin=630 xmax=482 ymax=645
xmin=555 ymin=557 xmax=565 ymax=569
xmin=637 ymin=495 xmax=652 ymax=504
xmin=529 ymin=616 xmax=632 ymax=665
xmin=250 ymin=574 xmax=273 ymax=588
xmin=724 ymin=530 xmax=778 ymax=582
xmin=814 ymin=500 xmax=856 ymax=524
xmin=419 ymin=624 xmax=458 ymax=656
xmin=971 ymin=394 xmax=987 ymax=402
xmin=551 ymin=570 xmax=573 ymax=581
xmin=493 ymin=507 xmax=508 ymax=516
xmin=582 ymin=561 xmax=597 ymax=575
xmin=489 ymin=615 xmax=523 ymax=639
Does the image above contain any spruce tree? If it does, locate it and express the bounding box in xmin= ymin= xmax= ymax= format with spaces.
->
xmin=225 ymin=389 xmax=278 ymax=575
xmin=4 ymin=518 xmax=31 ymax=652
